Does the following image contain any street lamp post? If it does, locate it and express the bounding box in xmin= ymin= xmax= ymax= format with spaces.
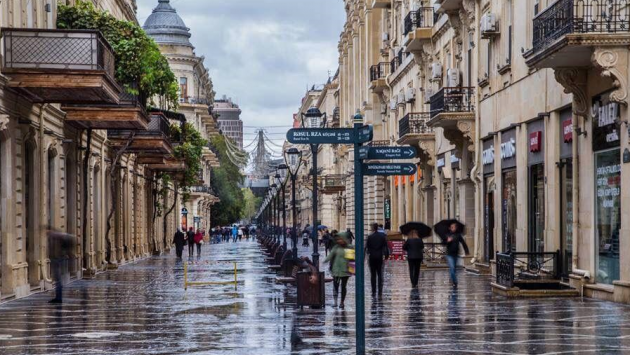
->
xmin=302 ymin=107 xmax=326 ymax=269
xmin=276 ymin=165 xmax=289 ymax=250
xmin=284 ymin=147 xmax=303 ymax=259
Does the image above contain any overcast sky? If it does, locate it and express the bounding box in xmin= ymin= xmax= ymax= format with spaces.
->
xmin=137 ymin=0 xmax=345 ymax=150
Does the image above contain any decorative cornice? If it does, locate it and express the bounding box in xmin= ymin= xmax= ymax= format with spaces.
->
xmin=592 ymin=48 xmax=628 ymax=105
xmin=0 ymin=114 xmax=9 ymax=132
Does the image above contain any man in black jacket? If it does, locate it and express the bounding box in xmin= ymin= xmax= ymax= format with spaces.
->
xmin=445 ymin=223 xmax=469 ymax=288
xmin=366 ymin=223 xmax=389 ymax=298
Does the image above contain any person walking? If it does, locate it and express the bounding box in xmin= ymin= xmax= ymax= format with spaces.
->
xmin=325 ymin=232 xmax=353 ymax=309
xmin=445 ymin=222 xmax=469 ymax=288
xmin=173 ymin=228 xmax=185 ymax=259
xmin=232 ymin=225 xmax=238 ymax=243
xmin=194 ymin=229 xmax=203 ymax=258
xmin=366 ymin=223 xmax=389 ymax=298
xmin=402 ymin=229 xmax=424 ymax=288
xmin=186 ymin=227 xmax=195 ymax=258
xmin=302 ymin=225 xmax=310 ymax=247
xmin=238 ymin=227 xmax=244 ymax=241
xmin=346 ymin=229 xmax=355 ymax=244
xmin=48 ymin=228 xmax=75 ymax=304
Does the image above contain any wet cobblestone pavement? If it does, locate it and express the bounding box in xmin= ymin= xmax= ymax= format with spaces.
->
xmin=1 ymin=240 xmax=630 ymax=354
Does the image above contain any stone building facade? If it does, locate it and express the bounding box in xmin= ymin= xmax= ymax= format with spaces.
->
xmin=215 ymin=96 xmax=244 ymax=149
xmin=290 ymin=0 xmax=630 ymax=304
xmin=0 ymin=0 xmax=218 ymax=302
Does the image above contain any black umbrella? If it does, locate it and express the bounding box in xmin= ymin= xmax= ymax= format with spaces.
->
xmin=434 ymin=219 xmax=465 ymax=242
xmin=399 ymin=222 xmax=433 ymax=238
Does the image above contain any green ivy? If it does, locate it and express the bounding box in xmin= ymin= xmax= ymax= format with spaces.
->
xmin=173 ymin=123 xmax=207 ymax=203
xmin=57 ymin=1 xmax=179 ymax=109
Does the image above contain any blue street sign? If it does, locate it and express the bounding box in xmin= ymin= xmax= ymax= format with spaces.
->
xmin=358 ymin=146 xmax=417 ymax=160
xmin=361 ymin=163 xmax=417 ymax=176
xmin=357 ymin=125 xmax=373 ymax=143
xmin=286 ymin=128 xmax=355 ymax=144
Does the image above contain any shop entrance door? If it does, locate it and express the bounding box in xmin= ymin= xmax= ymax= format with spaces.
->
xmin=484 ymin=177 xmax=495 ymax=262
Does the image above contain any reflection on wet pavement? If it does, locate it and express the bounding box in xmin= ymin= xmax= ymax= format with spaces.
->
xmin=0 ymin=240 xmax=629 ymax=354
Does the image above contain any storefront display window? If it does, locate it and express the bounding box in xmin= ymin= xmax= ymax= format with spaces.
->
xmin=561 ymin=161 xmax=573 ymax=276
xmin=502 ymin=169 xmax=517 ymax=252
xmin=595 ymin=149 xmax=620 ymax=284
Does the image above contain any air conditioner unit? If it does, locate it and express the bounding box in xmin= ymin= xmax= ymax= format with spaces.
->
xmin=398 ymin=92 xmax=406 ymax=104
xmin=447 ymin=68 xmax=461 ymax=87
xmin=431 ymin=62 xmax=442 ymax=79
xmin=390 ymin=99 xmax=397 ymax=110
xmin=480 ymin=13 xmax=499 ymax=38
xmin=405 ymin=87 xmax=416 ymax=102
xmin=424 ymin=88 xmax=434 ymax=104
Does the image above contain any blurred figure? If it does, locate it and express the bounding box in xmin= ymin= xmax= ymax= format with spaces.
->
xmin=186 ymin=227 xmax=195 ymax=258
xmin=366 ymin=223 xmax=389 ymax=298
xmin=194 ymin=229 xmax=203 ymax=258
xmin=403 ymin=229 xmax=424 ymax=288
xmin=173 ymin=228 xmax=185 ymax=259
xmin=325 ymin=232 xmax=353 ymax=309
xmin=48 ymin=228 xmax=76 ymax=304
xmin=445 ymin=222 xmax=469 ymax=288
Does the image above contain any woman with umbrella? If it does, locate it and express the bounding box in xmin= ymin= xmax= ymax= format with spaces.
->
xmin=434 ymin=220 xmax=469 ymax=288
xmin=400 ymin=222 xmax=432 ymax=288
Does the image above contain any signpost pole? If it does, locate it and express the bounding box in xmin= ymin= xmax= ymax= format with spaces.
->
xmin=353 ymin=119 xmax=366 ymax=355
xmin=311 ymin=143 xmax=320 ymax=270
xmin=292 ymin=174 xmax=298 ymax=259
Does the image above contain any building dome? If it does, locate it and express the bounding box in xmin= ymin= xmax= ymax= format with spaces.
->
xmin=143 ymin=0 xmax=192 ymax=47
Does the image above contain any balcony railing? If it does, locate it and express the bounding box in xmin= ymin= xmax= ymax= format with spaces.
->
xmin=403 ymin=7 xmax=436 ymax=36
xmin=180 ymin=96 xmax=212 ymax=105
xmin=429 ymin=87 xmax=474 ymax=119
xmin=191 ymin=185 xmax=211 ymax=194
xmin=1 ymin=28 xmax=115 ymax=79
xmin=109 ymin=112 xmax=170 ymax=139
xmin=533 ymin=0 xmax=630 ymax=53
xmin=370 ymin=62 xmax=390 ymax=81
xmin=399 ymin=112 xmax=432 ymax=138
xmin=390 ymin=49 xmax=408 ymax=73
xmin=496 ymin=251 xmax=561 ymax=288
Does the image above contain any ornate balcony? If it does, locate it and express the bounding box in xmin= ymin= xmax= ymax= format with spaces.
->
xmin=371 ymin=0 xmax=390 ymax=9
xmin=1 ymin=28 xmax=120 ymax=104
xmin=108 ymin=112 xmax=173 ymax=155
xmin=403 ymin=8 xmax=435 ymax=52
xmin=144 ymin=156 xmax=186 ymax=172
xmin=331 ymin=107 xmax=340 ymax=128
xmin=62 ymin=88 xmax=149 ymax=130
xmin=320 ymin=175 xmax=346 ymax=194
xmin=369 ymin=62 xmax=389 ymax=93
xmin=428 ymin=87 xmax=475 ymax=146
xmin=397 ymin=112 xmax=435 ymax=164
xmin=526 ymin=0 xmax=630 ymax=68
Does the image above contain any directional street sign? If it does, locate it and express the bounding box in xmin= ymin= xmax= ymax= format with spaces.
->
xmin=358 ymin=146 xmax=417 ymax=160
xmin=357 ymin=125 xmax=373 ymax=143
xmin=286 ymin=128 xmax=355 ymax=144
xmin=361 ymin=163 xmax=417 ymax=176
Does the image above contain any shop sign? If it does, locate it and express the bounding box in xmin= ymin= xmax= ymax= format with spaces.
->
xmin=592 ymin=94 xmax=621 ymax=150
xmin=436 ymin=157 xmax=446 ymax=168
xmin=529 ymin=131 xmax=542 ymax=152
xmin=563 ymin=119 xmax=573 ymax=143
xmin=384 ymin=198 xmax=391 ymax=219
xmin=482 ymin=146 xmax=494 ymax=166
xmin=500 ymin=138 xmax=516 ymax=160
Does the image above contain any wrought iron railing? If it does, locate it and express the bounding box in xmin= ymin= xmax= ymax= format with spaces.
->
xmin=496 ymin=251 xmax=561 ymax=288
xmin=390 ymin=49 xmax=407 ymax=73
xmin=399 ymin=112 xmax=432 ymax=138
xmin=423 ymin=243 xmax=447 ymax=265
xmin=180 ymin=96 xmax=213 ymax=105
xmin=403 ymin=7 xmax=436 ymax=36
xmin=108 ymin=112 xmax=170 ymax=138
xmin=321 ymin=175 xmax=346 ymax=189
xmin=429 ymin=87 xmax=475 ymax=118
xmin=1 ymin=28 xmax=115 ymax=79
xmin=533 ymin=0 xmax=630 ymax=53
xmin=191 ymin=185 xmax=211 ymax=194
xmin=370 ymin=62 xmax=390 ymax=82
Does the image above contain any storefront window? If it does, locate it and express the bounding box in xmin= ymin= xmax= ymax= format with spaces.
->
xmin=502 ymin=169 xmax=517 ymax=252
xmin=595 ymin=149 xmax=621 ymax=284
xmin=529 ymin=164 xmax=545 ymax=254
xmin=484 ymin=177 xmax=495 ymax=261
xmin=561 ymin=161 xmax=573 ymax=276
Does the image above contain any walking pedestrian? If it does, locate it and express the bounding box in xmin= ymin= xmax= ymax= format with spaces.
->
xmin=325 ymin=232 xmax=353 ymax=309
xmin=402 ymin=228 xmax=424 ymax=288
xmin=238 ymin=226 xmax=244 ymax=241
xmin=186 ymin=227 xmax=195 ymax=258
xmin=48 ymin=228 xmax=75 ymax=304
xmin=445 ymin=222 xmax=469 ymax=288
xmin=366 ymin=223 xmax=389 ymax=298
xmin=346 ymin=229 xmax=355 ymax=244
xmin=323 ymin=229 xmax=333 ymax=256
xmin=173 ymin=228 xmax=185 ymax=259
xmin=232 ymin=225 xmax=238 ymax=242
xmin=302 ymin=225 xmax=310 ymax=247
xmin=194 ymin=228 xmax=203 ymax=258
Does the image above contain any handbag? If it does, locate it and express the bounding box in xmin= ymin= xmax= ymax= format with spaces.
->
xmin=344 ymin=248 xmax=356 ymax=275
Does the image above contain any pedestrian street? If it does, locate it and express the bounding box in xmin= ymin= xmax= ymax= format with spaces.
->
xmin=0 ymin=240 xmax=629 ymax=354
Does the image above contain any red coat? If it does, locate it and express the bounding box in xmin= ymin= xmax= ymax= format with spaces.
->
xmin=194 ymin=232 xmax=203 ymax=244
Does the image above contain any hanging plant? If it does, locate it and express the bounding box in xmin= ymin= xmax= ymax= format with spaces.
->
xmin=173 ymin=123 xmax=207 ymax=202
xmin=57 ymin=1 xmax=179 ymax=109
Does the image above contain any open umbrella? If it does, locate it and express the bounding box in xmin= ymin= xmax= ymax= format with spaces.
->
xmin=317 ymin=225 xmax=328 ymax=230
xmin=399 ymin=222 xmax=432 ymax=238
xmin=433 ymin=219 xmax=465 ymax=242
